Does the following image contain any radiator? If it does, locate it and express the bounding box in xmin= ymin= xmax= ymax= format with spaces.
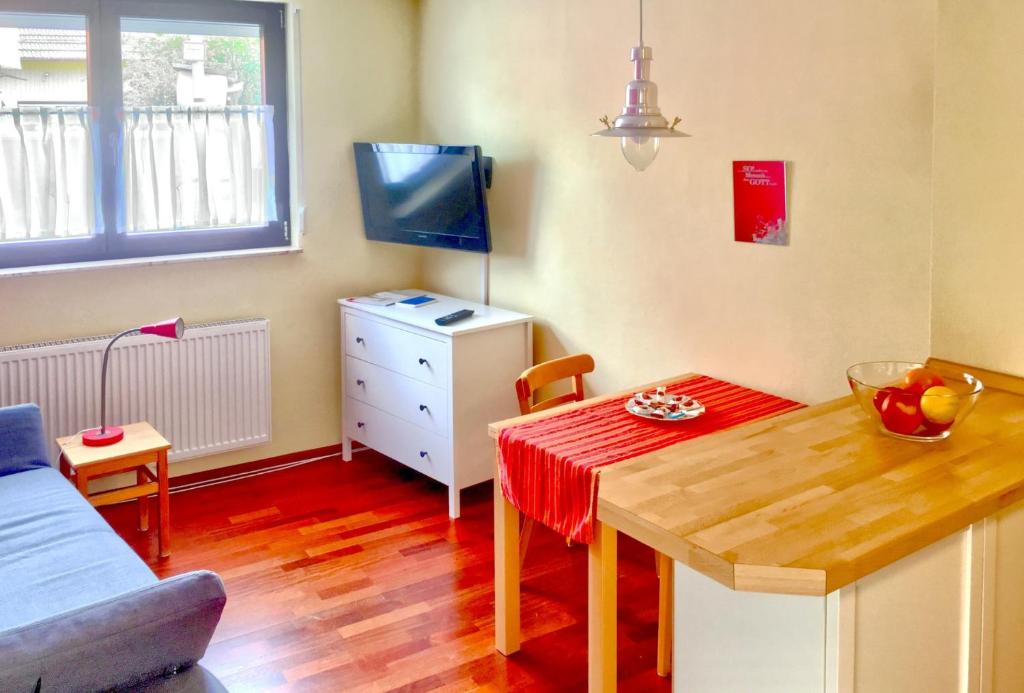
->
xmin=0 ymin=319 xmax=271 ymax=462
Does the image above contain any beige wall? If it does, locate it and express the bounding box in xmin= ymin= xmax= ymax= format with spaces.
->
xmin=4 ymin=0 xmax=1020 ymax=479
xmin=932 ymin=0 xmax=1024 ymax=377
xmin=933 ymin=5 xmax=1024 ymax=689
xmin=0 ymin=0 xmax=422 ymax=477
xmin=417 ymin=0 xmax=936 ymax=405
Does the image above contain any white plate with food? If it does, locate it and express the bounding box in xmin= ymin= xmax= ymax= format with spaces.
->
xmin=625 ymin=386 xmax=705 ymax=422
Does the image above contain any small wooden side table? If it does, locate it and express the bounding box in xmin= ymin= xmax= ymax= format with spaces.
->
xmin=57 ymin=421 xmax=172 ymax=558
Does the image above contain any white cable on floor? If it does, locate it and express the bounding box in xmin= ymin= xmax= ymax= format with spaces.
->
xmin=169 ymin=446 xmax=369 ymax=495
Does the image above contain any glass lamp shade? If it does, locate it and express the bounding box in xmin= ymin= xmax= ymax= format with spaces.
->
xmin=594 ymin=124 xmax=689 ymax=171
xmin=621 ymin=135 xmax=661 ymax=171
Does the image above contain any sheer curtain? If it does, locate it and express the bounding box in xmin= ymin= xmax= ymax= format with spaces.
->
xmin=122 ymin=106 xmax=275 ymax=233
xmin=0 ymin=108 xmax=94 ymax=241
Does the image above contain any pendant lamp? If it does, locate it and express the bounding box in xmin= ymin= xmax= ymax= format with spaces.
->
xmin=593 ymin=0 xmax=690 ymax=171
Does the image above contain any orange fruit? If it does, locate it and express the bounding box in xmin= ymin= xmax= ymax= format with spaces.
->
xmin=920 ymin=385 xmax=958 ymax=425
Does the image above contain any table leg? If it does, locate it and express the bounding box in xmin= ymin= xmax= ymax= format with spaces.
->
xmin=136 ymin=468 xmax=151 ymax=532
xmin=59 ymin=453 xmax=70 ymax=479
xmin=589 ymin=521 xmax=617 ymax=693
xmin=157 ymin=451 xmax=171 ymax=558
xmin=74 ymin=467 xmax=90 ymax=499
xmin=494 ymin=446 xmax=521 ymax=655
xmin=656 ymin=551 xmax=673 ymax=677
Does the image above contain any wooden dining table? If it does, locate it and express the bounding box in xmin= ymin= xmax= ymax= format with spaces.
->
xmin=589 ymin=358 xmax=1024 ymax=692
xmin=491 ymin=359 xmax=1024 ymax=692
xmin=488 ymin=373 xmax=803 ymax=690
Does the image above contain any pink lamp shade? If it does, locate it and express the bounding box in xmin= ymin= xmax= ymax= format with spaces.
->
xmin=81 ymin=317 xmax=187 ymax=447
xmin=140 ymin=317 xmax=185 ymax=340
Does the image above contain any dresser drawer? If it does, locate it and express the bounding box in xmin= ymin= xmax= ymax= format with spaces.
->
xmin=345 ymin=357 xmax=448 ymax=435
xmin=345 ymin=397 xmax=451 ymax=484
xmin=344 ymin=313 xmax=449 ymax=387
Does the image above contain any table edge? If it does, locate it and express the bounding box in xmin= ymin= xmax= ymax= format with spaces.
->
xmin=597 ymin=390 xmax=1024 ymax=596
xmin=56 ymin=421 xmax=171 ymax=467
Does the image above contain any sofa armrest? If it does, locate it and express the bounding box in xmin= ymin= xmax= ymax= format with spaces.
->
xmin=0 ymin=570 xmax=227 ymax=693
xmin=0 ymin=404 xmax=51 ymax=478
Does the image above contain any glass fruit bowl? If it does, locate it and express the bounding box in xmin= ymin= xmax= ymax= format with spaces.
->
xmin=846 ymin=361 xmax=984 ymax=442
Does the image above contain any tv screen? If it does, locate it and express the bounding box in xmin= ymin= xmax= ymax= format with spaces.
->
xmin=352 ymin=143 xmax=492 ymax=253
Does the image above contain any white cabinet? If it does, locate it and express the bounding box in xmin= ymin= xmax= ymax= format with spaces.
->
xmin=673 ymin=504 xmax=1024 ymax=693
xmin=339 ymin=291 xmax=532 ymax=518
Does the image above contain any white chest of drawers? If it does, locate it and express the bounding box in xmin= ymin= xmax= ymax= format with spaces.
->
xmin=339 ymin=291 xmax=532 ymax=518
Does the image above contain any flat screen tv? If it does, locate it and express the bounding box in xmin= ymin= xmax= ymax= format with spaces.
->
xmin=352 ymin=143 xmax=493 ymax=253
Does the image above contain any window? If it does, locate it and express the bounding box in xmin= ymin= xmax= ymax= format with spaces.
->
xmin=0 ymin=0 xmax=290 ymax=270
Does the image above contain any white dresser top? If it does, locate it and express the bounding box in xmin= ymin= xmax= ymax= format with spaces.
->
xmin=338 ymin=290 xmax=532 ymax=337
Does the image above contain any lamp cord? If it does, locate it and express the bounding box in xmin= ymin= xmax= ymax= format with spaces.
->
xmin=639 ymin=0 xmax=644 ymax=47
xmin=53 ymin=428 xmax=90 ymax=468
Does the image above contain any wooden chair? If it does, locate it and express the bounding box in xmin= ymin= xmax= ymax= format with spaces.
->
xmin=515 ymin=353 xmax=595 ymax=416
xmin=514 ymin=353 xmax=595 ymax=561
xmin=512 ymin=353 xmax=673 ymax=677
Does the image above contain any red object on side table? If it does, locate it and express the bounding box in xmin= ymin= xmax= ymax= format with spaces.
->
xmin=85 ymin=317 xmax=186 ymax=447
xmin=82 ymin=426 xmax=124 ymax=447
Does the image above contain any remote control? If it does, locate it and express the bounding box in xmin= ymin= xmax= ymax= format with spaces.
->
xmin=435 ymin=309 xmax=475 ymax=326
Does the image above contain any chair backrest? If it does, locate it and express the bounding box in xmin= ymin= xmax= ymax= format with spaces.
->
xmin=515 ymin=353 xmax=596 ymax=415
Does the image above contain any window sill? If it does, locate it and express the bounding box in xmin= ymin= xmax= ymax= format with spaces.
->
xmin=0 ymin=244 xmax=303 ymax=279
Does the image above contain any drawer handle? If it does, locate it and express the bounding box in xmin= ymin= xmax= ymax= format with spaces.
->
xmin=356 ymin=379 xmax=365 ymax=387
xmin=355 ymin=337 xmax=365 ymax=345
xmin=418 ymin=404 xmax=429 ymax=412
xmin=418 ymin=357 xmax=429 ymax=366
xmin=419 ymin=450 xmax=429 ymax=458
xmin=357 ymin=422 xmax=365 ymax=429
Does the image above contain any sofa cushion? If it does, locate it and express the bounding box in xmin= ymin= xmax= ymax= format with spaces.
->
xmin=0 ymin=570 xmax=227 ymax=692
xmin=0 ymin=403 xmax=52 ymax=477
xmin=0 ymin=466 xmax=157 ymax=630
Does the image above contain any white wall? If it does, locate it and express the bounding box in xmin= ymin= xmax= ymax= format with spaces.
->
xmin=417 ymin=0 xmax=936 ymax=405
xmin=0 ymin=0 xmax=423 ymax=477
xmin=932 ymin=0 xmax=1024 ymax=377
xmin=931 ymin=7 xmax=1024 ymax=681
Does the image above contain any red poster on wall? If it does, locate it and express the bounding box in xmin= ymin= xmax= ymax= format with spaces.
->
xmin=733 ymin=161 xmax=788 ymax=245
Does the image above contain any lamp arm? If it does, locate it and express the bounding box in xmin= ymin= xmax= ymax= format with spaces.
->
xmin=99 ymin=328 xmax=140 ymax=433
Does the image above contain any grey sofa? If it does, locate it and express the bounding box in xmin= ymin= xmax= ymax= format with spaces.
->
xmin=0 ymin=403 xmax=228 ymax=692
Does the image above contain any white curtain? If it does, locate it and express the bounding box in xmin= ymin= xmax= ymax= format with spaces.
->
xmin=0 ymin=108 xmax=94 ymax=241
xmin=123 ymin=107 xmax=272 ymax=233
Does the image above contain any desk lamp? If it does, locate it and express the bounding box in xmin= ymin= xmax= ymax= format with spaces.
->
xmin=82 ymin=318 xmax=186 ymax=447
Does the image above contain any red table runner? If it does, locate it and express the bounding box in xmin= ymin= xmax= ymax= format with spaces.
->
xmin=497 ymin=375 xmax=803 ymax=544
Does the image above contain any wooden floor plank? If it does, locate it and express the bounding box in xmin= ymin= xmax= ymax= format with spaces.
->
xmin=101 ymin=452 xmax=671 ymax=692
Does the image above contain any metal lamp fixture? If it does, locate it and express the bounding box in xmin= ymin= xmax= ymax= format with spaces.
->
xmin=82 ymin=318 xmax=186 ymax=447
xmin=594 ymin=0 xmax=690 ymax=171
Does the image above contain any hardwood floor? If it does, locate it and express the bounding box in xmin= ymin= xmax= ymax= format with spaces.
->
xmin=101 ymin=451 xmax=672 ymax=692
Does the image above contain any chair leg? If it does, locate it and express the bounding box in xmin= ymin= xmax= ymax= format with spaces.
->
xmin=520 ymin=517 xmax=535 ymax=564
xmin=656 ymin=551 xmax=673 ymax=677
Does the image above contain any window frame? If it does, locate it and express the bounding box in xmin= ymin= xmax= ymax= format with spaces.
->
xmin=0 ymin=0 xmax=291 ymax=270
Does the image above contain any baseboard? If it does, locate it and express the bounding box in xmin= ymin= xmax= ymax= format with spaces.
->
xmin=169 ymin=443 xmax=343 ymax=489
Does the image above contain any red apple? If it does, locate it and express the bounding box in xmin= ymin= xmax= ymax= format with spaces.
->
xmin=921 ymin=419 xmax=954 ymax=437
xmin=873 ymin=385 xmax=903 ymax=413
xmin=880 ymin=390 xmax=924 ymax=435
xmin=902 ymin=367 xmax=945 ymax=395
